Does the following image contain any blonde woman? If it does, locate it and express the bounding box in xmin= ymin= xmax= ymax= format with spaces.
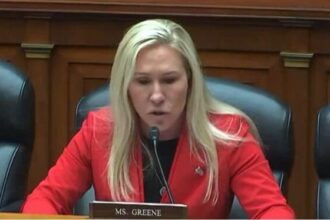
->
xmin=22 ymin=19 xmax=295 ymax=218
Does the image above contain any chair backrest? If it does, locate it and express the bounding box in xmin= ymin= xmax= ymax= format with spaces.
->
xmin=0 ymin=60 xmax=35 ymax=212
xmin=315 ymin=105 xmax=330 ymax=219
xmin=74 ymin=76 xmax=293 ymax=218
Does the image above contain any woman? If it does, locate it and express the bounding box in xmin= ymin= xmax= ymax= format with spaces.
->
xmin=22 ymin=19 xmax=295 ymax=218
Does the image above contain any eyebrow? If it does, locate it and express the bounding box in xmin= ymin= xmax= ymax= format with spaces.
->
xmin=134 ymin=71 xmax=180 ymax=76
xmin=133 ymin=72 xmax=149 ymax=76
xmin=163 ymin=71 xmax=180 ymax=76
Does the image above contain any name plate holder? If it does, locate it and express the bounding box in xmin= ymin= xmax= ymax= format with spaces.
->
xmin=89 ymin=201 xmax=187 ymax=219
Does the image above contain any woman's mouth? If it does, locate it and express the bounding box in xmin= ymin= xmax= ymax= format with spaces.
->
xmin=150 ymin=111 xmax=167 ymax=116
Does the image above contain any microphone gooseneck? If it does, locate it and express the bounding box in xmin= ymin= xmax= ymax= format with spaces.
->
xmin=149 ymin=126 xmax=175 ymax=204
xmin=149 ymin=126 xmax=159 ymax=147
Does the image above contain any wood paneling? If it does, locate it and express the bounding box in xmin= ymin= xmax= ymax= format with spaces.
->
xmin=2 ymin=0 xmax=330 ymax=19
xmin=1 ymin=1 xmax=330 ymax=218
xmin=200 ymin=51 xmax=284 ymax=95
xmin=50 ymin=47 xmax=115 ymax=163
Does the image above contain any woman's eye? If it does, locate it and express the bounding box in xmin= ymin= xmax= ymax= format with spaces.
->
xmin=136 ymin=78 xmax=151 ymax=85
xmin=163 ymin=78 xmax=176 ymax=84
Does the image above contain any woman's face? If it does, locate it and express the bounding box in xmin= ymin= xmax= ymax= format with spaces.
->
xmin=128 ymin=44 xmax=189 ymax=140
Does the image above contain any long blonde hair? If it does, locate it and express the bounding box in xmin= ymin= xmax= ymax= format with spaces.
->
xmin=109 ymin=19 xmax=260 ymax=203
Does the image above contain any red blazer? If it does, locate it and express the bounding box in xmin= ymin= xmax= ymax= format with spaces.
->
xmin=22 ymin=107 xmax=294 ymax=218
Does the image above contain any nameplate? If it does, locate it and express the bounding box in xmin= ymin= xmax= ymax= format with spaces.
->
xmin=89 ymin=201 xmax=187 ymax=219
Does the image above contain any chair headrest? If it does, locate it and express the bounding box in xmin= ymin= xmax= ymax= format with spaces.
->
xmin=0 ymin=60 xmax=35 ymax=147
xmin=316 ymin=105 xmax=330 ymax=178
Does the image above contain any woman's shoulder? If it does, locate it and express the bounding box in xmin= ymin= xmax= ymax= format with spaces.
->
xmin=86 ymin=106 xmax=113 ymax=120
xmin=76 ymin=106 xmax=113 ymax=150
xmin=209 ymin=112 xmax=250 ymax=134
xmin=82 ymin=106 xmax=113 ymax=133
xmin=211 ymin=113 xmax=263 ymax=160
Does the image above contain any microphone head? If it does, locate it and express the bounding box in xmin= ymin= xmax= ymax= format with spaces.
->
xmin=149 ymin=126 xmax=159 ymax=142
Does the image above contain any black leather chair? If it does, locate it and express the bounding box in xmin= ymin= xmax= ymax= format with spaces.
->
xmin=315 ymin=105 xmax=330 ymax=219
xmin=0 ymin=60 xmax=35 ymax=212
xmin=73 ymin=76 xmax=293 ymax=218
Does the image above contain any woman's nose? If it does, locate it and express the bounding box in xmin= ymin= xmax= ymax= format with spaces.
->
xmin=150 ymin=82 xmax=165 ymax=104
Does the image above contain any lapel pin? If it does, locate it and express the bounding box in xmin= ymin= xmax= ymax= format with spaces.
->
xmin=195 ymin=166 xmax=204 ymax=176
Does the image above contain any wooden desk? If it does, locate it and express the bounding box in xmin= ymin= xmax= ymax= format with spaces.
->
xmin=0 ymin=212 xmax=88 ymax=219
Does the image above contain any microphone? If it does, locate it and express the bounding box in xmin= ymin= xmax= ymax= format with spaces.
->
xmin=149 ymin=126 xmax=175 ymax=204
